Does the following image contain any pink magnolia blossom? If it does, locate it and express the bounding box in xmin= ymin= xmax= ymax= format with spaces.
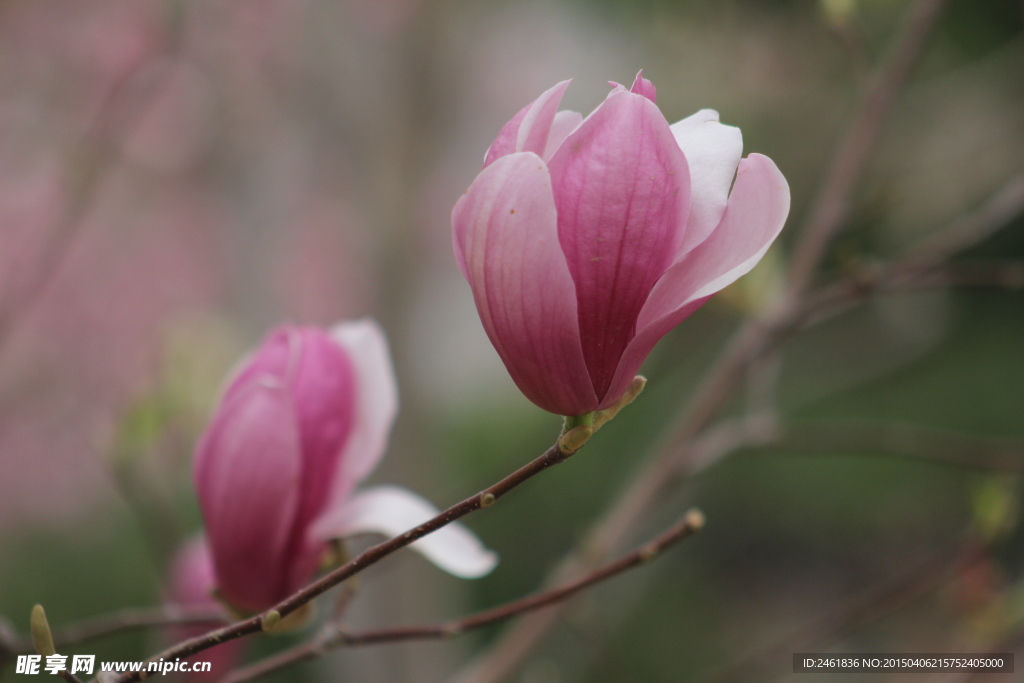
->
xmin=194 ymin=320 xmax=496 ymax=614
xmin=452 ymin=72 xmax=790 ymax=416
xmin=166 ymin=537 xmax=241 ymax=681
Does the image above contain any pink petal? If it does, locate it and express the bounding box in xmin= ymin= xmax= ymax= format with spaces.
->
xmin=483 ymin=80 xmax=571 ymax=168
xmin=482 ymin=101 xmax=530 ymax=168
xmin=327 ymin=319 xmax=399 ymax=502
xmin=542 ymin=110 xmax=583 ymax=161
xmin=547 ymin=89 xmax=690 ymax=400
xmin=224 ymin=328 xmax=357 ymax=576
xmin=167 ymin=535 xmax=217 ymax=607
xmin=310 ymin=485 xmax=497 ymax=579
xmin=629 ymin=70 xmax=656 ymax=102
xmin=601 ymin=153 xmax=790 ymax=405
xmin=516 ymin=80 xmax=572 ymax=158
xmin=670 ymin=109 xmax=743 ymax=256
xmin=452 ymin=152 xmax=597 ymax=415
xmin=217 ymin=328 xmax=295 ymax=406
xmin=194 ymin=382 xmax=303 ymax=613
xmin=286 ymin=329 xmax=357 ymax=542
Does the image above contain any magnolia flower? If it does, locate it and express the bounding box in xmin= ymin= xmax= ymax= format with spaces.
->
xmin=194 ymin=320 xmax=496 ymax=614
xmin=167 ymin=535 xmax=219 ymax=612
xmin=166 ymin=537 xmax=240 ymax=681
xmin=453 ymin=73 xmax=790 ymax=416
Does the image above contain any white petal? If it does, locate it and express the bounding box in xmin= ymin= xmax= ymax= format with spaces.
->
xmin=328 ymin=319 xmax=399 ymax=496
xmin=670 ymin=109 xmax=743 ymax=256
xmin=515 ymin=80 xmax=572 ymax=157
xmin=636 ymin=153 xmax=790 ymax=330
xmin=310 ymin=485 xmax=498 ymax=579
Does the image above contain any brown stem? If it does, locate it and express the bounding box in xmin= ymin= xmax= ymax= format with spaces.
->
xmin=105 ymin=440 xmax=581 ymax=682
xmin=57 ymin=607 xmax=226 ymax=653
xmin=896 ymin=171 xmax=1024 ymax=268
xmin=219 ymin=510 xmax=705 ymax=683
xmin=667 ymin=415 xmax=1024 ymax=476
xmin=761 ymin=421 xmax=1024 ymax=472
xmin=3 ymin=606 xmax=227 ymax=658
xmin=799 ymin=170 xmax=1024 ymax=323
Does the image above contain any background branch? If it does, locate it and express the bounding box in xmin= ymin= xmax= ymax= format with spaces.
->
xmin=675 ymin=416 xmax=1024 ymax=476
xmin=703 ymin=537 xmax=983 ymax=683
xmin=49 ymin=606 xmax=224 ymax=655
xmin=801 ymin=170 xmax=1024 ymax=323
xmin=0 ymin=15 xmax=185 ymax=358
xmin=219 ymin=510 xmax=705 ymax=683
xmin=786 ymin=0 xmax=949 ymax=293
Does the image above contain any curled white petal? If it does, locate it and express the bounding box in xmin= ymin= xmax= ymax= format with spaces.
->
xmin=310 ymin=485 xmax=498 ymax=579
xmin=670 ymin=108 xmax=743 ymax=256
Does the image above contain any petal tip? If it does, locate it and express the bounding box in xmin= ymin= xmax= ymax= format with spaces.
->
xmin=629 ymin=69 xmax=657 ymax=103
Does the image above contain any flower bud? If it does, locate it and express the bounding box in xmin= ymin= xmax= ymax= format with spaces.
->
xmin=453 ymin=72 xmax=790 ymax=417
xmin=30 ymin=605 xmax=55 ymax=658
xmin=194 ymin=320 xmax=497 ymax=615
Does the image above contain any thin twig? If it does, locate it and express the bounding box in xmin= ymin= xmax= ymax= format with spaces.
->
xmin=56 ymin=607 xmax=226 ymax=652
xmin=0 ymin=9 xmax=186 ymax=358
xmin=800 ymin=170 xmax=1024 ymax=322
xmin=330 ymin=583 xmax=359 ymax=622
xmin=759 ymin=421 xmax=1024 ymax=472
xmin=675 ymin=415 xmax=1024 ymax=475
xmin=3 ymin=606 xmax=227 ymax=657
xmin=787 ymin=0 xmax=949 ymax=293
xmin=219 ymin=510 xmax=706 ymax=683
xmin=915 ymin=261 xmax=1024 ymax=290
xmin=103 ymin=440 xmax=582 ymax=683
xmin=703 ymin=538 xmax=984 ymax=683
xmin=828 ymin=20 xmax=870 ymax=85
xmin=898 ymin=171 xmax=1024 ymax=268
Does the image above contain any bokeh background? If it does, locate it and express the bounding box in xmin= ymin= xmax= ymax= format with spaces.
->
xmin=1 ymin=0 xmax=1023 ymax=681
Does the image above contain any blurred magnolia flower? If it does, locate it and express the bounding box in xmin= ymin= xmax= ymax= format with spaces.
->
xmin=168 ymin=535 xmax=219 ymax=608
xmin=194 ymin=320 xmax=497 ymax=614
xmin=452 ymin=73 xmax=790 ymax=416
xmin=166 ymin=537 xmax=241 ymax=681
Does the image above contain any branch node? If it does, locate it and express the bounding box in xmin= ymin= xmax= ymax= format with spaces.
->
xmin=260 ymin=611 xmax=281 ymax=633
xmin=684 ymin=508 xmax=706 ymax=532
xmin=558 ymin=425 xmax=593 ymax=454
xmin=479 ymin=493 xmax=496 ymax=508
xmin=639 ymin=544 xmax=660 ymax=563
xmin=593 ymin=376 xmax=647 ymax=431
